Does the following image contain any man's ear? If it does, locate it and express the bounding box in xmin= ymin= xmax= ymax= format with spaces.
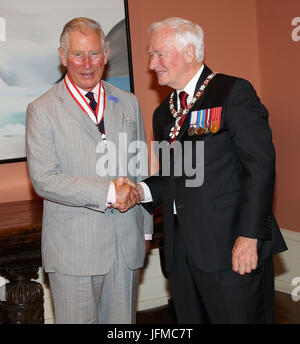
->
xmin=58 ymin=47 xmax=67 ymax=67
xmin=104 ymin=47 xmax=110 ymax=65
xmin=183 ymin=44 xmax=196 ymax=64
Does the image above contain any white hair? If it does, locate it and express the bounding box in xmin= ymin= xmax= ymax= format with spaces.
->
xmin=60 ymin=17 xmax=109 ymax=56
xmin=148 ymin=17 xmax=204 ymax=62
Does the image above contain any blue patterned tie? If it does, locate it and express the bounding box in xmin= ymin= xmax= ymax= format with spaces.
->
xmin=85 ymin=92 xmax=105 ymax=134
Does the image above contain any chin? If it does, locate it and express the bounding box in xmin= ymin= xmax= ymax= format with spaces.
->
xmin=157 ymin=78 xmax=168 ymax=86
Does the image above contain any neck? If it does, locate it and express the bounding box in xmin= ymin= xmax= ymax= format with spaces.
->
xmin=176 ymin=62 xmax=203 ymax=90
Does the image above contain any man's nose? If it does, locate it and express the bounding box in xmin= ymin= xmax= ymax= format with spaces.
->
xmin=149 ymin=55 xmax=158 ymax=70
xmin=83 ymin=55 xmax=92 ymax=68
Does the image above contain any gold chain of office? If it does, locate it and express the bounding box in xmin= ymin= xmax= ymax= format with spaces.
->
xmin=169 ymin=71 xmax=218 ymax=119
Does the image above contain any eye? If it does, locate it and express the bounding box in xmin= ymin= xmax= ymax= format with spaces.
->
xmin=73 ymin=52 xmax=84 ymax=58
xmin=89 ymin=51 xmax=100 ymax=58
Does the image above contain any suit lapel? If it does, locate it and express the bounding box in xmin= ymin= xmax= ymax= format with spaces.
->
xmin=193 ymin=65 xmax=212 ymax=96
xmin=176 ymin=65 xmax=215 ymax=142
xmin=55 ymin=79 xmax=123 ymax=145
xmin=101 ymin=81 xmax=123 ymax=146
xmin=56 ymin=80 xmax=103 ymax=142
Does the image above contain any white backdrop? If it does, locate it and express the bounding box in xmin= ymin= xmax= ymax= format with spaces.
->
xmin=0 ymin=0 xmax=128 ymax=161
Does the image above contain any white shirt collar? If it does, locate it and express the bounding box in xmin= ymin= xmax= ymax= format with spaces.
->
xmin=176 ymin=64 xmax=204 ymax=109
xmin=76 ymin=83 xmax=100 ymax=99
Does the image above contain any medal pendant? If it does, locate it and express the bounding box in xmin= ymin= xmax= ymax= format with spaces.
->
xmin=210 ymin=122 xmax=220 ymax=134
xmin=170 ymin=125 xmax=179 ymax=139
xmin=204 ymin=125 xmax=210 ymax=134
xmin=188 ymin=127 xmax=196 ymax=136
xmin=196 ymin=127 xmax=203 ymax=135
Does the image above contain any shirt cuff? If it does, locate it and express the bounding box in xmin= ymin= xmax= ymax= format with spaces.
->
xmin=106 ymin=181 xmax=116 ymax=205
xmin=144 ymin=234 xmax=153 ymax=240
xmin=138 ymin=182 xmax=153 ymax=203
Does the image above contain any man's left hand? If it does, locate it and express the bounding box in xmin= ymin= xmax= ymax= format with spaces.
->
xmin=232 ymin=236 xmax=258 ymax=275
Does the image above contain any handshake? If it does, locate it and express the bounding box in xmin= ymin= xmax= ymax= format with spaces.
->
xmin=109 ymin=177 xmax=145 ymax=212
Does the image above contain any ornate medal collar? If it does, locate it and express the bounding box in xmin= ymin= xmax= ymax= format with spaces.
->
xmin=169 ymin=72 xmax=218 ymax=119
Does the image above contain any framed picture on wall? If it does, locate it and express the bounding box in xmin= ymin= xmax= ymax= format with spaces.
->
xmin=0 ymin=0 xmax=133 ymax=163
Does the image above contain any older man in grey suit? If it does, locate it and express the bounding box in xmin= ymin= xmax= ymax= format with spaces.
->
xmin=26 ymin=17 xmax=152 ymax=324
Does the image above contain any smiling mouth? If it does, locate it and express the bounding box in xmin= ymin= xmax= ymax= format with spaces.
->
xmin=156 ymin=70 xmax=166 ymax=76
xmin=81 ymin=72 xmax=95 ymax=78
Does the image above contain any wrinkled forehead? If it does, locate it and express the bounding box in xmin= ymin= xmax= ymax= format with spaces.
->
xmin=148 ymin=26 xmax=182 ymax=53
xmin=68 ymin=27 xmax=101 ymax=41
xmin=67 ymin=29 xmax=102 ymax=48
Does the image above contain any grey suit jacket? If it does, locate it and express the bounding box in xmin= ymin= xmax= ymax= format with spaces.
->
xmin=26 ymin=79 xmax=153 ymax=276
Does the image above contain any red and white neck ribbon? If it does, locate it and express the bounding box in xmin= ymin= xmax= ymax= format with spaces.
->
xmin=64 ymin=73 xmax=105 ymax=126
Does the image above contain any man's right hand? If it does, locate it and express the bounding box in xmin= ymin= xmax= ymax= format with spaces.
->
xmin=112 ymin=178 xmax=140 ymax=212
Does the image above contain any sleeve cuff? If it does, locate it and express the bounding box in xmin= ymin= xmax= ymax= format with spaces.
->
xmin=106 ymin=181 xmax=116 ymax=205
xmin=139 ymin=182 xmax=153 ymax=203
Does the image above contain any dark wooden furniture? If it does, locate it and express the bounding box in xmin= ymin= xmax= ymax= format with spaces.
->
xmin=0 ymin=200 xmax=44 ymax=324
xmin=0 ymin=200 xmax=165 ymax=324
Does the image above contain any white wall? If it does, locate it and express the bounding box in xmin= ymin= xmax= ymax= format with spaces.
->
xmin=274 ymin=229 xmax=300 ymax=295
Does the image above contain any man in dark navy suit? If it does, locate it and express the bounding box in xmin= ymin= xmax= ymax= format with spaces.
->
xmin=118 ymin=17 xmax=287 ymax=323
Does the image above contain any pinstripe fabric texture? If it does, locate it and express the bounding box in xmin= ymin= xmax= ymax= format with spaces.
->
xmin=48 ymin=236 xmax=140 ymax=324
xmin=26 ymin=80 xmax=153 ymax=323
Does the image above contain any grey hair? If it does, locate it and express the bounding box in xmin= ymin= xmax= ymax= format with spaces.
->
xmin=60 ymin=17 xmax=109 ymax=56
xmin=148 ymin=17 xmax=204 ymax=62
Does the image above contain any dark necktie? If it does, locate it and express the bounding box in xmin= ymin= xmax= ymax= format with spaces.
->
xmin=170 ymin=91 xmax=189 ymax=143
xmin=178 ymin=91 xmax=189 ymax=126
xmin=85 ymin=91 xmax=105 ymax=134
xmin=179 ymin=91 xmax=189 ymax=127
xmin=179 ymin=91 xmax=189 ymax=111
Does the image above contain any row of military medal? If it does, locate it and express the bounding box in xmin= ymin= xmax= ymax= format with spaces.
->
xmin=187 ymin=122 xmax=220 ymax=136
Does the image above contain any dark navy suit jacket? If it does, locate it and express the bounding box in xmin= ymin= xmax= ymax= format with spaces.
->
xmin=143 ymin=65 xmax=287 ymax=273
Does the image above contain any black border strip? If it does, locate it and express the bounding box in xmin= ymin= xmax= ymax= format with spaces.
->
xmin=124 ymin=0 xmax=135 ymax=94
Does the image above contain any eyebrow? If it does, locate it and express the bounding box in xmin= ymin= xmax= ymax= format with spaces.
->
xmin=71 ymin=50 xmax=100 ymax=53
xmin=147 ymin=49 xmax=164 ymax=54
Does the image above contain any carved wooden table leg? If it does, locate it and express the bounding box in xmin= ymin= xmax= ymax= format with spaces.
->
xmin=0 ymin=265 xmax=44 ymax=324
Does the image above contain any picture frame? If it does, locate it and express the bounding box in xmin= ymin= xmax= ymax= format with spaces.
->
xmin=0 ymin=0 xmax=134 ymax=163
